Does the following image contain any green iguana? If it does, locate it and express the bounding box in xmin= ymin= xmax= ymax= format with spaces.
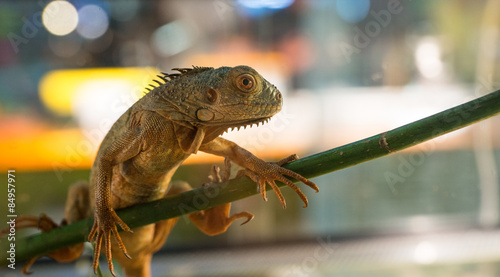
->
xmin=12 ymin=65 xmax=319 ymax=276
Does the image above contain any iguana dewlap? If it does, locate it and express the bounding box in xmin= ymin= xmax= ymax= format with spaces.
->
xmin=13 ymin=66 xmax=319 ymax=277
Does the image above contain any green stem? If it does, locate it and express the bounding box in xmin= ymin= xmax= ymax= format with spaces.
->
xmin=1 ymin=90 xmax=500 ymax=265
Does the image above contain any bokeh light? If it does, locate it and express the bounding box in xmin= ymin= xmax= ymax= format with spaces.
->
xmin=76 ymin=5 xmax=109 ymax=39
xmin=336 ymin=0 xmax=370 ymax=23
xmin=413 ymin=241 xmax=437 ymax=264
xmin=42 ymin=0 xmax=78 ymax=36
xmin=237 ymin=0 xmax=295 ymax=17
xmin=73 ymin=79 xmax=137 ymax=142
xmin=238 ymin=0 xmax=294 ymax=9
xmin=39 ymin=68 xmax=157 ymax=116
xmin=415 ymin=38 xmax=444 ymax=79
xmin=151 ymin=20 xmax=194 ymax=56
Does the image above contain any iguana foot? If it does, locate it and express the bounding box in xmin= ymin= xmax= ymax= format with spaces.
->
xmin=188 ymin=158 xmax=254 ymax=235
xmin=207 ymin=159 xmax=254 ymax=225
xmin=237 ymin=154 xmax=319 ymax=209
xmin=88 ymin=209 xmax=132 ymax=277
xmin=1 ymin=214 xmax=84 ymax=274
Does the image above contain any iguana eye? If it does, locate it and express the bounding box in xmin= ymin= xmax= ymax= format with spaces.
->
xmin=236 ymin=74 xmax=256 ymax=92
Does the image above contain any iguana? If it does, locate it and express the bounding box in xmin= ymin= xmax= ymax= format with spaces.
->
xmin=10 ymin=65 xmax=319 ymax=276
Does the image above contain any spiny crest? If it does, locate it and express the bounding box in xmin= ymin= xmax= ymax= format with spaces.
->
xmin=143 ymin=66 xmax=214 ymax=95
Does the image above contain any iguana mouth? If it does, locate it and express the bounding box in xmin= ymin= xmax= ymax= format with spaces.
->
xmin=226 ymin=116 xmax=272 ymax=131
xmin=203 ymin=116 xmax=272 ymax=134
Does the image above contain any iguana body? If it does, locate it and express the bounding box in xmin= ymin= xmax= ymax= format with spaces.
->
xmin=14 ymin=66 xmax=318 ymax=276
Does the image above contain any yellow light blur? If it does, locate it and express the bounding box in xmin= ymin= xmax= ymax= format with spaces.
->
xmin=0 ymin=128 xmax=93 ymax=171
xmin=39 ymin=67 xmax=159 ymax=116
xmin=42 ymin=1 xmax=79 ymax=36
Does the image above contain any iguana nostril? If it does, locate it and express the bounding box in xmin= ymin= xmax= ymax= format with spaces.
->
xmin=206 ymin=88 xmax=218 ymax=103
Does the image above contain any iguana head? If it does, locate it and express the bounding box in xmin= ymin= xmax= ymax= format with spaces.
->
xmin=148 ymin=65 xmax=283 ymax=135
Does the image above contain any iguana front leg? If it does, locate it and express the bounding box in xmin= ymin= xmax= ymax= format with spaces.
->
xmin=199 ymin=137 xmax=319 ymax=208
xmin=88 ymin=127 xmax=144 ymax=276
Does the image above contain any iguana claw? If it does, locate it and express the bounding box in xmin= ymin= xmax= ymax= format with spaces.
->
xmin=88 ymin=209 xmax=132 ymax=276
xmin=237 ymin=154 xmax=319 ymax=209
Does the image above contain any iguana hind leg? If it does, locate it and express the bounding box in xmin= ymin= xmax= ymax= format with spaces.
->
xmin=116 ymin=179 xmax=253 ymax=277
xmin=1 ymin=213 xmax=85 ymax=274
xmin=153 ymin=167 xmax=253 ymax=242
xmin=122 ymin=161 xmax=254 ymax=276
xmin=187 ymin=159 xmax=254 ymax=235
xmin=0 ymin=181 xmax=90 ymax=274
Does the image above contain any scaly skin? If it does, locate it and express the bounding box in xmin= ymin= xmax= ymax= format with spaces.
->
xmin=8 ymin=66 xmax=319 ymax=276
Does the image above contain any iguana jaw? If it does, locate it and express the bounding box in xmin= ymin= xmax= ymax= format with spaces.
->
xmin=196 ymin=116 xmax=273 ymax=135
xmin=224 ymin=116 xmax=272 ymax=132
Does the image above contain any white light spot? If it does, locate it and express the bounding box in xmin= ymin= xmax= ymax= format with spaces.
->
xmin=42 ymin=1 xmax=78 ymax=36
xmin=415 ymin=38 xmax=443 ymax=79
xmin=77 ymin=5 xmax=109 ymax=39
xmin=73 ymin=79 xmax=139 ymax=142
xmin=413 ymin=241 xmax=437 ymax=264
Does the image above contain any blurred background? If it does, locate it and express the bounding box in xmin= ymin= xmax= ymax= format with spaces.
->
xmin=1 ymin=0 xmax=500 ymax=276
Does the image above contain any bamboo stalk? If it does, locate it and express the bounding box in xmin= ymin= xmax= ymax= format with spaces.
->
xmin=1 ymin=89 xmax=499 ymax=265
